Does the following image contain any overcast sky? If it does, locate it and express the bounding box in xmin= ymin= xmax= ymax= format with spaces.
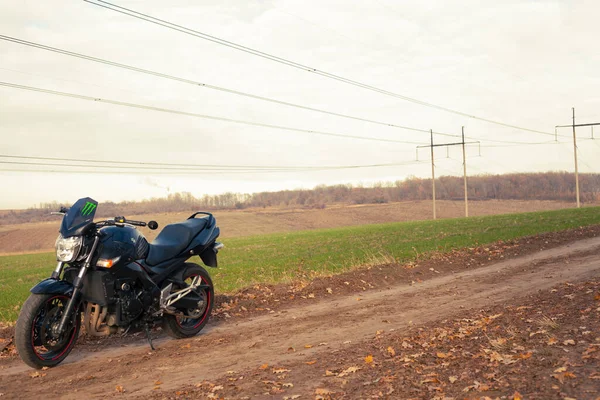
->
xmin=1 ymin=0 xmax=599 ymax=210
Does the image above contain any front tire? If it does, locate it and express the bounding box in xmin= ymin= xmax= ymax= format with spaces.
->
xmin=163 ymin=264 xmax=214 ymax=339
xmin=15 ymin=293 xmax=80 ymax=369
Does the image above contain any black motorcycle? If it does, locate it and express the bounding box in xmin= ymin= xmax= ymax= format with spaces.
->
xmin=15 ymin=197 xmax=223 ymax=369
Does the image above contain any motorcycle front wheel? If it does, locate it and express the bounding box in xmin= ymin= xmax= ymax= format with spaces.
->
xmin=15 ymin=293 xmax=80 ymax=369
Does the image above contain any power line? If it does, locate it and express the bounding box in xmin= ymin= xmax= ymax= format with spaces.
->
xmin=0 ymin=160 xmax=308 ymax=172
xmin=576 ymin=155 xmax=595 ymax=172
xmin=0 ymin=35 xmax=458 ymax=140
xmin=0 ymin=153 xmax=397 ymax=170
xmin=0 ymin=81 xmax=426 ymax=145
xmin=84 ymin=0 xmax=558 ymax=138
xmin=0 ymin=159 xmax=427 ymax=175
xmin=0 ymin=157 xmax=425 ymax=172
xmin=0 ymin=66 xmax=140 ymax=96
xmin=0 ymin=36 xmax=559 ymax=145
xmin=481 ymin=140 xmax=561 ymax=148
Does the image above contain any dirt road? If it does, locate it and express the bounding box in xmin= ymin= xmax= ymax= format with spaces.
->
xmin=1 ymin=236 xmax=599 ymax=398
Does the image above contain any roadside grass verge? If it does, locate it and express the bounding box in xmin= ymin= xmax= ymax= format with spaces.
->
xmin=1 ymin=206 xmax=599 ymax=322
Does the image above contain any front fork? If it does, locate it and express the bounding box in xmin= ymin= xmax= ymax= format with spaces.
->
xmin=55 ymin=236 xmax=100 ymax=335
xmin=51 ymin=261 xmax=64 ymax=279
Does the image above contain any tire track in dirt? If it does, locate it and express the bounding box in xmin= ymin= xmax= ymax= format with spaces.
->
xmin=1 ymin=237 xmax=599 ymax=398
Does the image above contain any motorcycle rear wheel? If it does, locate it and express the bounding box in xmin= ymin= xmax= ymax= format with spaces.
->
xmin=162 ymin=264 xmax=214 ymax=339
xmin=15 ymin=293 xmax=80 ymax=369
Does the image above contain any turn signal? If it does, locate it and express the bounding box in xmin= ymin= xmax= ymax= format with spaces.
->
xmin=96 ymin=257 xmax=120 ymax=268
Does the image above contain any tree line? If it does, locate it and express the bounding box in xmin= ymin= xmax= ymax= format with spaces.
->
xmin=1 ymin=171 xmax=598 ymax=225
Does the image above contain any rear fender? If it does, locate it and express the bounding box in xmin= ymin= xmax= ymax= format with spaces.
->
xmin=30 ymin=278 xmax=74 ymax=296
xmin=199 ymin=247 xmax=217 ymax=267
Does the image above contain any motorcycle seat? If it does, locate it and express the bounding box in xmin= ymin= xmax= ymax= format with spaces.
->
xmin=146 ymin=218 xmax=208 ymax=265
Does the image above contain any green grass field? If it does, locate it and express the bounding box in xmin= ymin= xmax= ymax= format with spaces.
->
xmin=1 ymin=206 xmax=599 ymax=322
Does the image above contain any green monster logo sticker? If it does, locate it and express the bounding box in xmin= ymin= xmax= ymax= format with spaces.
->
xmin=81 ymin=202 xmax=97 ymax=216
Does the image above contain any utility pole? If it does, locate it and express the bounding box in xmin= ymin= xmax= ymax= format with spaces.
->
xmin=430 ymin=129 xmax=436 ymax=220
xmin=417 ymin=131 xmax=479 ymax=219
xmin=462 ymin=126 xmax=469 ymax=217
xmin=572 ymin=107 xmax=580 ymax=208
xmin=555 ymin=109 xmax=600 ymax=209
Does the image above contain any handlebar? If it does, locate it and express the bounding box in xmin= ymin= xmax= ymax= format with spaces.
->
xmin=51 ymin=207 xmax=159 ymax=230
xmin=113 ymin=216 xmax=146 ymax=227
xmin=95 ymin=217 xmax=158 ymax=230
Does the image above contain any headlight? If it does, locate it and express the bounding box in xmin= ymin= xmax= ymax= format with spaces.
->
xmin=55 ymin=235 xmax=83 ymax=262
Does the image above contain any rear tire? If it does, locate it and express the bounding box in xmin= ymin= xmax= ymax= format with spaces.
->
xmin=162 ymin=264 xmax=214 ymax=339
xmin=15 ymin=293 xmax=80 ymax=369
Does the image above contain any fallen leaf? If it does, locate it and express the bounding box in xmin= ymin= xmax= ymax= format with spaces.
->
xmin=259 ymin=363 xmax=269 ymax=370
xmin=273 ymin=368 xmax=291 ymax=374
xmin=364 ymin=355 xmax=373 ymax=364
xmin=338 ymin=366 xmax=361 ymax=377
xmin=211 ymin=385 xmax=223 ymax=392
xmin=436 ymin=352 xmax=449 ymax=359
xmin=315 ymin=388 xmax=332 ymax=395
xmin=554 ymin=367 xmax=567 ymax=373
xmin=490 ymin=337 xmax=508 ymax=346
xmin=305 ymin=360 xmax=317 ymax=365
xmin=307 ymin=293 xmax=315 ymax=298
xmin=287 ymin=347 xmax=295 ymax=352
xmin=449 ymin=376 xmax=458 ymax=384
xmin=552 ymin=371 xmax=576 ymax=384
xmin=283 ymin=383 xmax=294 ymax=388
xmin=488 ymin=351 xmax=504 ymax=362
xmin=462 ymin=381 xmax=488 ymax=393
xmin=326 ymin=288 xmax=333 ymax=294
xmin=115 ymin=385 xmax=124 ymax=393
xmin=304 ymin=344 xmax=313 ymax=349
xmin=325 ymin=370 xmax=336 ymax=376
xmin=29 ymin=371 xmax=46 ymax=378
xmin=477 ymin=383 xmax=490 ymax=391
xmin=563 ymin=339 xmax=576 ymax=346
xmin=154 ymin=380 xmax=162 ymax=385
xmin=547 ymin=337 xmax=558 ymax=345
xmin=513 ymin=391 xmax=523 ymax=400
xmin=517 ymin=352 xmax=532 ymax=359
xmin=180 ymin=343 xmax=191 ymax=349
xmin=387 ymin=346 xmax=396 ymax=357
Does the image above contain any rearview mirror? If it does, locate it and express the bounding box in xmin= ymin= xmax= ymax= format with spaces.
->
xmin=148 ymin=221 xmax=159 ymax=230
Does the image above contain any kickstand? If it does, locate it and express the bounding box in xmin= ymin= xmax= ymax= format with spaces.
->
xmin=144 ymin=324 xmax=155 ymax=351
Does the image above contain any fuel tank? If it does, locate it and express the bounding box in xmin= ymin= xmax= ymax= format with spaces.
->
xmin=98 ymin=225 xmax=149 ymax=262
